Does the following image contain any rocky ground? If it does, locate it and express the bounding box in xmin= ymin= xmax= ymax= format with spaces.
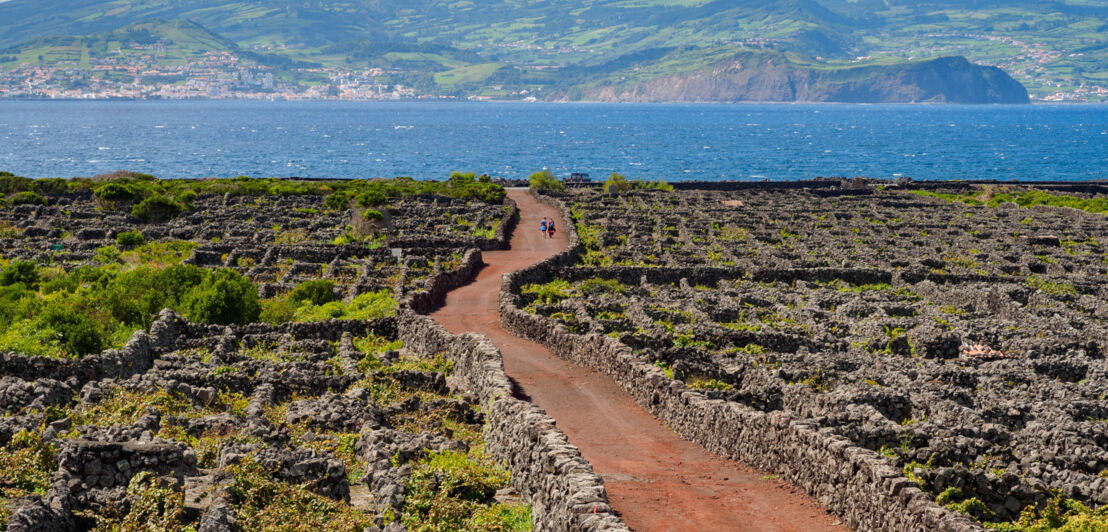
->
xmin=522 ymin=182 xmax=1108 ymax=527
xmin=0 ymin=192 xmax=508 ymax=297
xmin=0 ymin=183 xmax=530 ymax=531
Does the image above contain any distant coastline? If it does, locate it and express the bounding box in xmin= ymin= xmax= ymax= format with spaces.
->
xmin=0 ymin=96 xmax=1103 ymax=105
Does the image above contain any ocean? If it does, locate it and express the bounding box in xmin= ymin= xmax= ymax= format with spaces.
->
xmin=0 ymin=100 xmax=1104 ymax=181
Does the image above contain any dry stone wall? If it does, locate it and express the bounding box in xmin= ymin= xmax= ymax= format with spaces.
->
xmin=498 ymin=189 xmax=983 ymax=532
xmin=398 ymin=313 xmax=627 ymax=532
xmin=3 ymin=254 xmax=626 ymax=532
xmin=2 ymin=308 xmax=518 ymax=530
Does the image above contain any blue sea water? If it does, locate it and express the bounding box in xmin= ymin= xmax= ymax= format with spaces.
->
xmin=0 ymin=100 xmax=1104 ymax=181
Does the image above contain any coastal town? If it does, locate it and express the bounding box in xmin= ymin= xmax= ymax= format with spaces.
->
xmin=0 ymin=50 xmax=430 ymax=101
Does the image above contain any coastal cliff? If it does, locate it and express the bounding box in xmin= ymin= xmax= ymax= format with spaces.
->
xmin=580 ymin=54 xmax=1030 ymax=104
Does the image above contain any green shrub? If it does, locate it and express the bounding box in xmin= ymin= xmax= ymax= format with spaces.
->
xmin=1025 ymin=275 xmax=1077 ymax=296
xmin=227 ymin=458 xmax=372 ymax=530
xmin=154 ymin=264 xmax=208 ymax=305
xmin=8 ymin=191 xmax=46 ymax=206
xmin=116 ymin=230 xmax=146 ymax=248
xmin=268 ymin=182 xmax=320 ymax=196
xmin=37 ymin=303 xmax=104 ymax=356
xmin=401 ymin=450 xmax=517 ymax=531
xmin=459 ymin=182 xmax=506 ymax=204
xmin=176 ymin=190 xmax=197 ymax=207
xmin=1 ymin=263 xmax=225 ymax=358
xmin=259 ymin=297 xmax=297 ymax=324
xmin=0 ymin=174 xmax=32 ymax=195
xmin=579 ymin=278 xmax=626 ymax=296
xmin=291 ymin=290 xmax=396 ymax=322
xmin=180 ymin=269 xmax=261 ymax=325
xmin=94 ymin=245 xmax=123 ymax=264
xmin=288 ymin=280 xmax=339 ymax=306
xmin=73 ymin=388 xmax=196 ymax=427
xmin=357 ymin=189 xmax=388 ymax=207
xmin=325 ymin=189 xmax=356 ymax=210
xmin=132 ymin=196 xmax=183 ymax=222
xmin=30 ymin=178 xmax=67 ymax=196
xmin=120 ymin=241 xmax=198 ymax=268
xmin=444 ymin=173 xmax=506 ymax=204
xmin=602 ymin=173 xmax=672 ymax=193
xmin=520 ymin=280 xmax=574 ymax=305
xmin=0 ymin=260 xmax=39 ymax=288
xmin=363 ymin=209 xmax=384 ymax=221
xmin=984 ymin=491 xmax=1108 ymax=531
xmin=0 ymin=429 xmax=57 ymax=496
xmin=528 ymin=170 xmax=564 ymax=192
xmin=988 ymin=190 xmax=1108 ymax=214
xmin=603 ymin=173 xmax=631 ymax=193
xmin=643 ymin=180 xmax=674 ymax=192
xmin=93 ymin=471 xmax=189 ymax=530
xmin=98 ymin=264 xmax=205 ymax=328
xmin=94 ymin=182 xmax=137 ymax=202
xmin=687 ymin=378 xmax=734 ymax=391
xmin=0 ymin=283 xmax=34 ymax=327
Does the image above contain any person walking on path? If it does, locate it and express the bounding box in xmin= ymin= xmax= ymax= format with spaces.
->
xmin=540 ymin=218 xmax=548 ymax=238
xmin=547 ymin=219 xmax=556 ymax=239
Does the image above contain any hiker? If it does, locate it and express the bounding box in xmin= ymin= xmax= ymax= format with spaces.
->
xmin=540 ymin=218 xmax=548 ymax=238
xmin=547 ymin=219 xmax=556 ymax=239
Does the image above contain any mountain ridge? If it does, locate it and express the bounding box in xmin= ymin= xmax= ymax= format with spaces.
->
xmin=577 ymin=54 xmax=1030 ymax=104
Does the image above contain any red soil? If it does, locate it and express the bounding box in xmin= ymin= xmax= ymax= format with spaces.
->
xmin=431 ymin=189 xmax=847 ymax=532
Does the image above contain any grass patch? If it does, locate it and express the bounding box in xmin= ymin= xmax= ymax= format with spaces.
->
xmin=400 ymin=449 xmax=530 ymax=532
xmin=227 ymin=457 xmax=374 ymax=530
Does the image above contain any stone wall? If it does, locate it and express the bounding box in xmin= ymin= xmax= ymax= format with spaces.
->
xmin=397 ymin=312 xmax=627 ymax=532
xmin=0 ymin=331 xmax=154 ymax=386
xmin=497 ymin=189 xmax=984 ymax=532
xmin=495 ymin=196 xmax=521 ymax=248
xmin=4 ymin=303 xmax=626 ymax=531
xmin=7 ymin=440 xmax=197 ymax=532
xmin=403 ymin=247 xmax=485 ymax=314
xmin=386 ymin=196 xmax=519 ymax=252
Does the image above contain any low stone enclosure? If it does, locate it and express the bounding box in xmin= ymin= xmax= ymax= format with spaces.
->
xmin=0 ymin=191 xmax=515 ymax=260
xmin=9 ymin=177 xmax=1108 ymax=530
xmin=1 ymin=274 xmax=624 ymax=531
xmin=0 ymin=180 xmax=629 ymax=531
xmin=0 ymin=190 xmax=520 ymax=301
xmin=503 ymin=184 xmax=1108 ymax=531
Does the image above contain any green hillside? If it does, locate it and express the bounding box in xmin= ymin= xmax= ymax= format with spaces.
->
xmin=0 ymin=20 xmax=233 ymax=70
xmin=0 ymin=0 xmax=1103 ymax=101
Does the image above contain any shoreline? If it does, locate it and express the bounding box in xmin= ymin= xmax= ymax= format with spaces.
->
xmin=0 ymin=97 xmax=1105 ymax=105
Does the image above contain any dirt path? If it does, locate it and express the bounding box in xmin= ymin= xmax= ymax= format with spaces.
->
xmin=431 ymin=189 xmax=846 ymax=532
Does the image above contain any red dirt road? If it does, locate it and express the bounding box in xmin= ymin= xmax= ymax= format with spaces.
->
xmin=431 ymin=189 xmax=846 ymax=532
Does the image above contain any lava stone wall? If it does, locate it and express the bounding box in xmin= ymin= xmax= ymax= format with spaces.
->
xmin=0 ymin=331 xmax=155 ymax=385
xmin=404 ymin=248 xmax=486 ymax=314
xmin=499 ymin=190 xmax=983 ymax=532
xmin=385 ymin=196 xmax=519 ymax=252
xmin=398 ymin=312 xmax=627 ymax=532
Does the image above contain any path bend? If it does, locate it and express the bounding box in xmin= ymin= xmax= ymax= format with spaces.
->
xmin=431 ymin=189 xmax=846 ymax=532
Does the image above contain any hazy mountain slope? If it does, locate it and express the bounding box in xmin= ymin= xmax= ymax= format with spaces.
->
xmin=0 ymin=0 xmax=398 ymax=49
xmin=0 ymin=20 xmax=233 ymax=68
xmin=570 ymin=48 xmax=1030 ymax=103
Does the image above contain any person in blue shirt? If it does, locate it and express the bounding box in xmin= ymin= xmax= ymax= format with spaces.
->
xmin=540 ymin=218 xmax=548 ymax=238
